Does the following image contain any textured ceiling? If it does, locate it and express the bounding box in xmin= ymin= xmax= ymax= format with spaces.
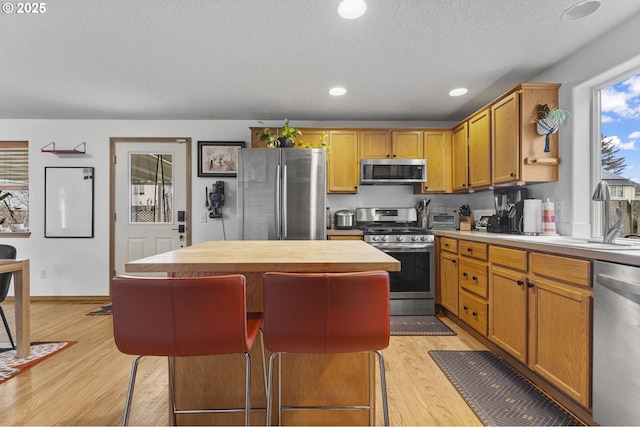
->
xmin=1 ymin=0 xmax=639 ymax=122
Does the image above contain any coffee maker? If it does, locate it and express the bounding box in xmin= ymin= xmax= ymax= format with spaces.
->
xmin=487 ymin=187 xmax=529 ymax=233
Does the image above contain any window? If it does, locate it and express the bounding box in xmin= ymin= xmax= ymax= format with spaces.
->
xmin=599 ymin=71 xmax=640 ymax=234
xmin=0 ymin=141 xmax=29 ymax=228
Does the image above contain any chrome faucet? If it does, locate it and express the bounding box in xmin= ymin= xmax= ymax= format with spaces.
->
xmin=592 ymin=180 xmax=623 ymax=243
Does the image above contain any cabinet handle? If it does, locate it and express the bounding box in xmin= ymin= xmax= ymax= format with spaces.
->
xmin=462 ymin=272 xmax=468 ymax=277
xmin=451 ymin=259 xmax=457 ymax=264
xmin=510 ymin=172 xmax=515 ymax=177
xmin=393 ymin=154 xmax=396 ymax=157
xmin=444 ymin=243 xmax=449 ymax=247
xmin=517 ymin=280 xmax=524 ymax=286
xmin=467 ymin=248 xmax=472 ymax=252
xmin=386 ymin=154 xmax=390 ymax=158
xmin=472 ymin=275 xmax=478 ymax=281
xmin=527 ymin=282 xmax=534 ymax=288
xmin=472 ymin=311 xmax=478 ymax=317
xmin=463 ymin=305 xmax=468 ymax=311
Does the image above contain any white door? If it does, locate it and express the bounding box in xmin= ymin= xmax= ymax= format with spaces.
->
xmin=114 ymin=140 xmax=188 ymax=276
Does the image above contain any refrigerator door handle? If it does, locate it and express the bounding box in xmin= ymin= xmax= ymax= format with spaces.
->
xmin=276 ymin=163 xmax=281 ymax=239
xmin=282 ymin=164 xmax=288 ymax=239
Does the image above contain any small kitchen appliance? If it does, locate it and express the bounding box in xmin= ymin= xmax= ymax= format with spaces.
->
xmin=334 ymin=210 xmax=355 ymax=229
xmin=428 ymin=211 xmax=459 ymax=230
xmin=356 ymin=207 xmax=435 ymax=315
xmin=487 ymin=187 xmax=529 ymax=233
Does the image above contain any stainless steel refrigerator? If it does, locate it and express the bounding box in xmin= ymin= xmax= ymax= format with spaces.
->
xmin=238 ymin=148 xmax=326 ymax=240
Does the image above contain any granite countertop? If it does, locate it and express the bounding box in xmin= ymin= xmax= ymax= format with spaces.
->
xmin=434 ymin=230 xmax=640 ymax=267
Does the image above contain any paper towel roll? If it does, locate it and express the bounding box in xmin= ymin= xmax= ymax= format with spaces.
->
xmin=542 ymin=198 xmax=557 ymax=235
xmin=523 ymin=199 xmax=542 ymax=234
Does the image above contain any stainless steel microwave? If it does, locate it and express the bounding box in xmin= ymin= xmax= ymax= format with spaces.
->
xmin=360 ymin=159 xmax=426 ymax=184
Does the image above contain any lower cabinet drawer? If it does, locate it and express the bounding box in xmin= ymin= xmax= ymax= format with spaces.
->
xmin=459 ymin=290 xmax=488 ymax=336
xmin=459 ymin=258 xmax=488 ymax=298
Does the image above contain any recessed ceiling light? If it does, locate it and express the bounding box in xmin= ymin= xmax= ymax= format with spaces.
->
xmin=449 ymin=88 xmax=468 ymax=97
xmin=337 ymin=0 xmax=366 ymax=19
xmin=561 ymin=0 xmax=601 ymax=21
xmin=329 ymin=87 xmax=347 ymax=96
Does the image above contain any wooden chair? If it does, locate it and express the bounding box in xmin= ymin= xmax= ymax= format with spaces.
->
xmin=262 ymin=271 xmax=390 ymax=426
xmin=112 ymin=275 xmax=265 ymax=426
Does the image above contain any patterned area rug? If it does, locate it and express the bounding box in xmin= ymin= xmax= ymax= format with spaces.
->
xmin=1 ymin=341 xmax=76 ymax=384
xmin=85 ymin=302 xmax=112 ymax=316
xmin=429 ymin=350 xmax=584 ymax=426
xmin=390 ymin=315 xmax=456 ymax=336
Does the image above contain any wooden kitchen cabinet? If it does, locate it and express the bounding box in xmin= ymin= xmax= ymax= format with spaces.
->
xmin=458 ymin=240 xmax=488 ymax=335
xmin=528 ymin=253 xmax=591 ymax=408
xmin=438 ymin=238 xmax=459 ymax=315
xmin=468 ymin=108 xmax=491 ymax=188
xmin=359 ymin=129 xmax=423 ymax=159
xmin=327 ymin=130 xmax=359 ymax=193
xmin=415 ymin=130 xmax=452 ymax=193
xmin=439 ymin=239 xmax=593 ymax=410
xmin=358 ymin=130 xmax=390 ymax=158
xmin=451 ymin=122 xmax=469 ymax=191
xmin=491 ymin=83 xmax=560 ymax=185
xmin=390 ymin=130 xmax=424 ymax=158
xmin=488 ymin=246 xmax=529 ymax=363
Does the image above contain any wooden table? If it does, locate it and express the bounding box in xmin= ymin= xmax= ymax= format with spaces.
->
xmin=0 ymin=259 xmax=30 ymax=358
xmin=125 ymin=240 xmax=400 ymax=426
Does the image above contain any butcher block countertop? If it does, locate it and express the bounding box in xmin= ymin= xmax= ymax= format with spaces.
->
xmin=435 ymin=230 xmax=640 ymax=266
xmin=125 ymin=239 xmax=400 ymax=273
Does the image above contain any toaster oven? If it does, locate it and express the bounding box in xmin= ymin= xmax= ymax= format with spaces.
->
xmin=428 ymin=211 xmax=459 ymax=230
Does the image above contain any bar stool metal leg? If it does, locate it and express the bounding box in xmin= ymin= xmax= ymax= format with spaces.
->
xmin=168 ymin=357 xmax=177 ymax=426
xmin=376 ymin=350 xmax=389 ymax=427
xmin=122 ymin=355 xmax=143 ymax=426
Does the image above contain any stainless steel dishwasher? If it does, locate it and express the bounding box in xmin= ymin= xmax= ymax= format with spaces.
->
xmin=593 ymin=260 xmax=640 ymax=426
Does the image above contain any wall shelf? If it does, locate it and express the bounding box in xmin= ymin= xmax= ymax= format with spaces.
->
xmin=41 ymin=142 xmax=86 ymax=154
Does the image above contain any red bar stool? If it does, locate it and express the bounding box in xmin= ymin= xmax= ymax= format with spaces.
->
xmin=112 ymin=275 xmax=265 ymax=426
xmin=262 ymin=271 xmax=390 ymax=426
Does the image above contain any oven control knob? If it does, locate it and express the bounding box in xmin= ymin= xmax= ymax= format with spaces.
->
xmin=396 ymin=236 xmax=403 ymax=241
xmin=371 ymin=235 xmax=379 ymax=241
xmin=411 ymin=236 xmax=418 ymax=241
xmin=381 ymin=236 xmax=389 ymax=242
xmin=421 ymin=235 xmax=428 ymax=241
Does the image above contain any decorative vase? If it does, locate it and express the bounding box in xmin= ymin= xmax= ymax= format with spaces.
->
xmin=536 ymin=116 xmax=559 ymax=153
xmin=278 ymin=137 xmax=295 ymax=148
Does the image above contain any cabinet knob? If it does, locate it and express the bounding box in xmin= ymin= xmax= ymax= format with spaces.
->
xmin=517 ymin=280 xmax=524 ymax=286
xmin=444 ymin=243 xmax=449 ymax=247
xmin=386 ymin=154 xmax=390 ymax=158
xmin=462 ymin=272 xmax=468 ymax=277
xmin=472 ymin=311 xmax=478 ymax=317
xmin=472 ymin=275 xmax=478 ymax=281
xmin=527 ymin=282 xmax=534 ymax=288
xmin=510 ymin=172 xmax=516 ymax=177
xmin=463 ymin=305 xmax=468 ymax=311
xmin=451 ymin=259 xmax=457 ymax=264
xmin=467 ymin=248 xmax=472 ymax=252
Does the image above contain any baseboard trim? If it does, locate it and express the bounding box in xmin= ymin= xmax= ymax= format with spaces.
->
xmin=5 ymin=296 xmax=110 ymax=302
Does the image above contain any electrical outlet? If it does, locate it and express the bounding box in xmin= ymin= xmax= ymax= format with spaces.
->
xmin=40 ymin=269 xmax=47 ymax=278
xmin=201 ymin=212 xmax=208 ymax=223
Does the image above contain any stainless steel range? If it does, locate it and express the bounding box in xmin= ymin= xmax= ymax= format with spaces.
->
xmin=357 ymin=207 xmax=435 ymax=315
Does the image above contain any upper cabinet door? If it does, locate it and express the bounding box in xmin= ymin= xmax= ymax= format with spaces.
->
xmin=359 ymin=130 xmax=391 ymax=158
xmin=420 ymin=130 xmax=452 ymax=193
xmin=452 ymin=122 xmax=469 ymax=191
xmin=328 ymin=130 xmax=359 ymax=193
xmin=492 ymin=92 xmax=520 ymax=184
xmin=390 ymin=131 xmax=424 ymax=159
xmin=468 ymin=108 xmax=492 ymax=188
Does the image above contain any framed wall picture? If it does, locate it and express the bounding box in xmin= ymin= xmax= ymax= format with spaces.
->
xmin=197 ymin=141 xmax=245 ymax=177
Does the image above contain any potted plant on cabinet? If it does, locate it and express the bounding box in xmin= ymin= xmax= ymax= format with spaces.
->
xmin=535 ymin=104 xmax=571 ymax=153
xmin=256 ymin=118 xmax=303 ymax=148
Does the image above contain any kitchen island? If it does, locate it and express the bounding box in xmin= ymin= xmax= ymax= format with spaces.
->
xmin=125 ymin=240 xmax=400 ymax=426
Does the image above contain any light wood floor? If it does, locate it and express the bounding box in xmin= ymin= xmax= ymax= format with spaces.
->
xmin=0 ymin=301 xmax=486 ymax=426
